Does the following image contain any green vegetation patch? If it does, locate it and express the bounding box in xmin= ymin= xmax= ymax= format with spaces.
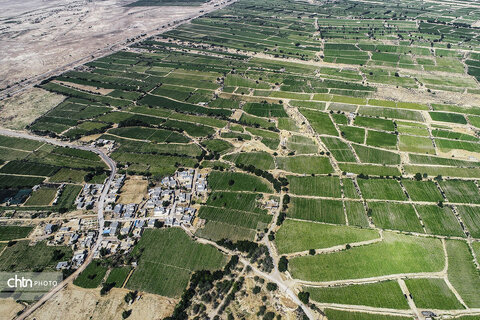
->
xmin=415 ymin=205 xmax=464 ymax=237
xmin=0 ymin=226 xmax=33 ymax=241
xmin=195 ymin=221 xmax=256 ymax=242
xmin=0 ymin=241 xmax=72 ymax=272
xmin=288 ymin=175 xmax=341 ymax=198
xmin=106 ymin=266 xmax=131 ymax=288
xmin=324 ymin=309 xmax=412 ymax=320
xmin=446 ymin=240 xmax=480 ymax=308
xmin=307 ymin=280 xmax=409 ymax=309
xmin=405 ymin=278 xmax=465 ymax=310
xmin=368 ymin=202 xmax=423 ymax=233
xmin=352 ymin=144 xmax=400 ymax=165
xmin=287 ymin=197 xmax=345 ymax=224
xmin=74 ymin=261 xmax=108 ymax=288
xmin=276 ymin=156 xmax=333 ymax=174
xmin=208 ymin=171 xmax=273 ymax=193
xmin=202 ymin=139 xmax=233 ymax=154
xmin=429 ymin=112 xmax=467 ymax=124
xmin=402 ymin=180 xmax=443 ymax=202
xmin=366 ymin=130 xmax=397 ymax=149
xmin=321 ymin=137 xmax=357 ymax=162
xmin=288 ymin=232 xmax=444 ymax=282
xmin=299 ymin=109 xmax=337 ymax=135
xmin=439 ymin=180 xmax=480 ymax=204
xmin=357 ymin=179 xmax=406 ymax=200
xmin=223 ymin=152 xmax=275 ymax=171
xmin=339 ymin=164 xmax=401 ymax=176
xmin=275 ymin=219 xmax=379 ymax=254
xmin=355 ymin=116 xmax=394 ymax=131
xmin=24 ymin=187 xmax=57 ymax=206
xmin=456 ymin=206 xmax=480 ymax=238
xmin=127 ymin=228 xmax=226 ymax=297
xmin=399 ymin=136 xmax=435 ymax=154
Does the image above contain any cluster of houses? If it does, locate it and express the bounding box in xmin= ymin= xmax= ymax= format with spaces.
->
xmin=42 ymin=218 xmax=99 ymax=271
xmin=53 ymin=169 xmax=212 ymax=270
xmin=75 ymin=183 xmax=104 ymax=210
xmin=144 ymin=169 xmax=208 ymax=227
xmin=90 ymin=138 xmax=115 ymax=152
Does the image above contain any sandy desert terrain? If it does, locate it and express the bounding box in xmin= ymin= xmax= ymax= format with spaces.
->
xmin=0 ymin=0 xmax=214 ymax=90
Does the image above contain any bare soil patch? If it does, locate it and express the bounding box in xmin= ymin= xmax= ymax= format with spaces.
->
xmin=0 ymin=87 xmax=64 ymax=130
xmin=118 ymin=176 xmax=148 ymax=204
xmin=0 ymin=298 xmax=24 ymax=320
xmin=26 ymin=284 xmax=177 ymax=320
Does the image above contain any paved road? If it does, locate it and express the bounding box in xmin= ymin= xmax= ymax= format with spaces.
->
xmin=0 ymin=129 xmax=117 ymax=320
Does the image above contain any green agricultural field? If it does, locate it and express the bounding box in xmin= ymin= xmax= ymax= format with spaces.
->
xmin=106 ymin=266 xmax=131 ymax=288
xmin=286 ymin=135 xmax=317 ymax=154
xmin=345 ymin=201 xmax=370 ymax=228
xmin=415 ymin=205 xmax=464 ymax=237
xmin=206 ymin=191 xmax=266 ymax=214
xmin=223 ymin=152 xmax=275 ymax=170
xmin=299 ymin=109 xmax=338 ymax=135
xmin=288 ymin=175 xmax=341 ymax=197
xmin=278 ymin=118 xmax=299 ymax=132
xmin=202 ymin=139 xmax=233 ymax=154
xmin=49 ymin=168 xmax=87 ymax=183
xmin=366 ymin=130 xmax=397 ymax=149
xmin=456 ymin=206 xmax=480 ymax=238
xmin=196 ymin=220 xmax=256 ymax=242
xmin=288 ymin=232 xmax=444 ymax=282
xmin=357 ymin=179 xmax=406 ymax=200
xmin=352 ymin=144 xmax=400 ymax=165
xmin=339 ymin=163 xmax=401 ymax=176
xmin=287 ymin=197 xmax=345 ymax=224
xmin=276 ymin=156 xmax=333 ymax=174
xmin=354 ymin=116 xmax=395 ymax=131
xmin=198 ymin=206 xmax=271 ymax=230
xmin=307 ymin=280 xmax=409 ymax=309
xmin=74 ymin=261 xmax=108 ymax=288
xmin=401 ymin=180 xmax=444 ymax=202
xmin=368 ymin=202 xmax=423 ymax=233
xmin=446 ymin=240 xmax=480 ymax=308
xmin=429 ymin=112 xmax=467 ymax=124
xmin=405 ymin=278 xmax=464 ymax=310
xmin=342 ymin=178 xmax=360 ymax=199
xmin=321 ymin=137 xmax=357 ymax=162
xmin=439 ymin=180 xmax=480 ymax=204
xmin=208 ymin=171 xmax=273 ymax=193
xmin=339 ymin=125 xmax=365 ymax=144
xmin=275 ymin=219 xmax=379 ymax=254
xmin=0 ymin=241 xmax=72 ymax=272
xmin=0 ymin=160 xmax=60 ymax=177
xmin=24 ymin=187 xmax=57 ymax=206
xmin=127 ymin=228 xmax=226 ymax=297
xmin=0 ymin=226 xmax=33 ymax=241
xmin=404 ymin=165 xmax=480 ymax=179
xmin=399 ymin=135 xmax=435 ymax=154
xmin=323 ymin=309 xmax=413 ymax=320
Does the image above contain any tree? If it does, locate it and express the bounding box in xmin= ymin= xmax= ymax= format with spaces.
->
xmin=278 ymin=256 xmax=288 ymax=272
xmin=298 ymin=291 xmax=310 ymax=304
xmin=228 ymin=179 xmax=235 ymax=186
xmin=266 ymin=282 xmax=278 ymax=291
xmin=437 ymin=201 xmax=443 ymax=208
xmin=414 ymin=172 xmax=422 ymax=181
xmin=100 ymin=247 xmax=108 ymax=257
xmin=308 ymin=249 xmax=316 ymax=255
xmin=122 ymin=310 xmax=132 ymax=319
xmin=253 ymin=285 xmax=261 ymax=294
